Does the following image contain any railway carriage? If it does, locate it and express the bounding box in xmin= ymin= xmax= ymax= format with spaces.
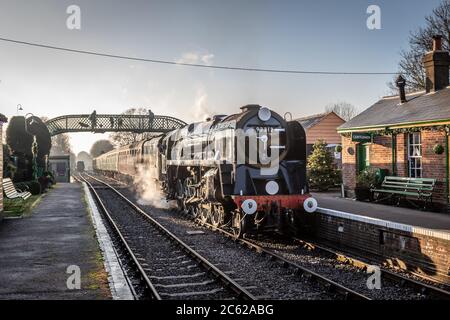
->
xmin=94 ymin=105 xmax=317 ymax=237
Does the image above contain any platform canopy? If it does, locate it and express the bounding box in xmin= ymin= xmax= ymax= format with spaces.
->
xmin=45 ymin=111 xmax=187 ymax=136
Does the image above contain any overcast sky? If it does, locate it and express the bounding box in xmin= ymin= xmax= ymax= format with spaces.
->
xmin=0 ymin=0 xmax=442 ymax=154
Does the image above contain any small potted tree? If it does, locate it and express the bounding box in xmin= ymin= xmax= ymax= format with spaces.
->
xmin=355 ymin=168 xmax=377 ymax=201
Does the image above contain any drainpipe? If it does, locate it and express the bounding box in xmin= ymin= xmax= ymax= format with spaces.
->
xmin=446 ymin=126 xmax=449 ymax=206
xmin=391 ymin=133 xmax=397 ymax=176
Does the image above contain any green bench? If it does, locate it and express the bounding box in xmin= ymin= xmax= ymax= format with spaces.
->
xmin=371 ymin=176 xmax=436 ymax=210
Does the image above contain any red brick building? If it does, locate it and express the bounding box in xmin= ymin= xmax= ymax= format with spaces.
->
xmin=338 ymin=36 xmax=450 ymax=211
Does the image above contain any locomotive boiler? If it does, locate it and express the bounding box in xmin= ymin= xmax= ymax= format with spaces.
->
xmin=94 ymin=105 xmax=317 ymax=237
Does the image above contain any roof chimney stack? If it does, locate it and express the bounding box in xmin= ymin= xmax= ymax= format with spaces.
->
xmin=433 ymin=35 xmax=442 ymax=51
xmin=395 ymin=75 xmax=407 ymax=103
xmin=423 ymin=35 xmax=450 ymax=93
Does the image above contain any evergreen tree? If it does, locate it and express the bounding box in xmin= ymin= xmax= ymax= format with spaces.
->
xmin=6 ymin=116 xmax=51 ymax=181
xmin=307 ymin=140 xmax=338 ymax=191
xmin=90 ymin=139 xmax=114 ymax=158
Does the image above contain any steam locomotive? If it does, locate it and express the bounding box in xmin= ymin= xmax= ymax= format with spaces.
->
xmin=93 ymin=105 xmax=317 ymax=237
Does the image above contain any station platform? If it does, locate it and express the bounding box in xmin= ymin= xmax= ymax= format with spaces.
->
xmin=0 ymin=183 xmax=111 ymax=299
xmin=313 ymin=192 xmax=450 ymax=233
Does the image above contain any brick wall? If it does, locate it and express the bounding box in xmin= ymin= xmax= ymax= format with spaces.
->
xmin=341 ymin=136 xmax=357 ymax=191
xmin=421 ymin=130 xmax=448 ymax=204
xmin=368 ymin=135 xmax=392 ymax=172
xmin=341 ymin=130 xmax=450 ymax=207
xmin=298 ymin=211 xmax=450 ymax=283
xmin=396 ymin=134 xmax=408 ymax=176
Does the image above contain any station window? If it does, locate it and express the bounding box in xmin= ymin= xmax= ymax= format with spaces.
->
xmin=408 ymin=132 xmax=422 ymax=178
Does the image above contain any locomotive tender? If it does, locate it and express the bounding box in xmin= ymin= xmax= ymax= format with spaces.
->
xmin=94 ymin=105 xmax=317 ymax=236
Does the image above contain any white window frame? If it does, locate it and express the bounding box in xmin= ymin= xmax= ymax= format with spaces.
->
xmin=364 ymin=144 xmax=370 ymax=168
xmin=408 ymin=132 xmax=422 ymax=178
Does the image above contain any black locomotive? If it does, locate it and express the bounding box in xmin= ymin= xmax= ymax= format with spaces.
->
xmin=94 ymin=105 xmax=317 ymax=236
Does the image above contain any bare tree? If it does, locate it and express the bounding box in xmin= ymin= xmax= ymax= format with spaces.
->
xmin=109 ymin=107 xmax=156 ymax=146
xmin=41 ymin=116 xmax=72 ymax=155
xmin=391 ymin=0 xmax=450 ymax=92
xmin=325 ymin=102 xmax=358 ymax=121
xmin=50 ymin=133 xmax=72 ymax=155
xmin=90 ymin=139 xmax=114 ymax=158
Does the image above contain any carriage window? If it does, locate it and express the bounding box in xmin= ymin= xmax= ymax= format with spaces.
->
xmin=408 ymin=132 xmax=422 ymax=178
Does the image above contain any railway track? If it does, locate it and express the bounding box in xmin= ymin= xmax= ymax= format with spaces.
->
xmin=83 ymin=173 xmax=371 ymax=300
xmin=289 ymin=237 xmax=450 ymax=300
xmin=197 ymin=221 xmax=450 ymax=300
xmin=85 ymin=172 xmax=450 ymax=300
xmin=78 ymin=173 xmax=255 ymax=300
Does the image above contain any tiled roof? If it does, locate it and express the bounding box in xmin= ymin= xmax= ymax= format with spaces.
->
xmin=339 ymin=88 xmax=450 ymax=131
xmin=296 ymin=112 xmax=330 ymax=129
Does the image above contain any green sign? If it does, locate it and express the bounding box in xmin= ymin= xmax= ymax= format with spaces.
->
xmin=352 ymin=132 xmax=373 ymax=143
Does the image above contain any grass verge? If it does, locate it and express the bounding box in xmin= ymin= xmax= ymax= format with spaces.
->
xmin=3 ymin=194 xmax=45 ymax=218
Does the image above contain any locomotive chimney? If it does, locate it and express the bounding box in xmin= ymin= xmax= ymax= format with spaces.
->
xmin=395 ymin=75 xmax=407 ymax=103
xmin=423 ymin=35 xmax=450 ymax=93
xmin=240 ymin=104 xmax=261 ymax=112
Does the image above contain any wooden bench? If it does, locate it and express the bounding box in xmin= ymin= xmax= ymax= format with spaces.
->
xmin=371 ymin=176 xmax=436 ymax=209
xmin=3 ymin=178 xmax=32 ymax=200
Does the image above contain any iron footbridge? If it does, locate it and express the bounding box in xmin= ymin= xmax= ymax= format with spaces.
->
xmin=45 ymin=111 xmax=187 ymax=136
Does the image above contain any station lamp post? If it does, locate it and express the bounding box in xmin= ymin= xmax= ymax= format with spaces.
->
xmin=24 ymin=113 xmax=38 ymax=181
xmin=17 ymin=104 xmax=23 ymax=115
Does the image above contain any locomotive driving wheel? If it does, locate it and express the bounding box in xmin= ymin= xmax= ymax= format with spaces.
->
xmin=210 ymin=205 xmax=224 ymax=228
xmin=232 ymin=211 xmax=246 ymax=238
xmin=189 ymin=204 xmax=200 ymax=219
xmin=175 ymin=179 xmax=187 ymax=213
xmin=200 ymin=205 xmax=209 ymax=224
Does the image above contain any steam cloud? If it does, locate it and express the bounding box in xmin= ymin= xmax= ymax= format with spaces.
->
xmin=191 ymin=86 xmax=213 ymax=121
xmin=134 ymin=164 xmax=173 ymax=209
xmin=176 ymin=52 xmax=215 ymax=65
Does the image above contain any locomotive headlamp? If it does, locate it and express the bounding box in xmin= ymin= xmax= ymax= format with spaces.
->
xmin=241 ymin=199 xmax=257 ymax=215
xmin=303 ymin=197 xmax=318 ymax=213
xmin=265 ymin=181 xmax=279 ymax=195
xmin=258 ymin=107 xmax=272 ymax=122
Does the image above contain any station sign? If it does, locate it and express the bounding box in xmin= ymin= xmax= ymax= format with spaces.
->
xmin=351 ymin=132 xmax=373 ymax=143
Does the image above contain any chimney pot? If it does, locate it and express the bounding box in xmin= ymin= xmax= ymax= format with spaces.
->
xmin=433 ymin=35 xmax=443 ymax=51
xmin=423 ymin=35 xmax=450 ymax=92
xmin=395 ymin=75 xmax=407 ymax=103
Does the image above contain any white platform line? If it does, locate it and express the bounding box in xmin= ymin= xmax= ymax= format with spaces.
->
xmin=82 ymin=182 xmax=134 ymax=300
xmin=317 ymin=207 xmax=450 ymax=241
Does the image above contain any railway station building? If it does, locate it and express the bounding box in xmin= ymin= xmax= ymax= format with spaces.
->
xmin=338 ymin=36 xmax=450 ymax=212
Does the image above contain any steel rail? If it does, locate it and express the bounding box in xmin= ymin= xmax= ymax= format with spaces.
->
xmin=83 ymin=173 xmax=449 ymax=300
xmin=83 ymin=173 xmax=256 ymax=300
xmin=291 ymin=237 xmax=450 ymax=300
xmin=194 ymin=220 xmax=371 ymax=300
xmin=200 ymin=217 xmax=450 ymax=300
xmin=78 ymin=174 xmax=162 ymax=300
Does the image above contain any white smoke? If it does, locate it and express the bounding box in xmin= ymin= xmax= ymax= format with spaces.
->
xmin=200 ymin=53 xmax=214 ymax=65
xmin=176 ymin=52 xmax=214 ymax=65
xmin=191 ymin=86 xmax=213 ymax=121
xmin=134 ymin=164 xmax=173 ymax=209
